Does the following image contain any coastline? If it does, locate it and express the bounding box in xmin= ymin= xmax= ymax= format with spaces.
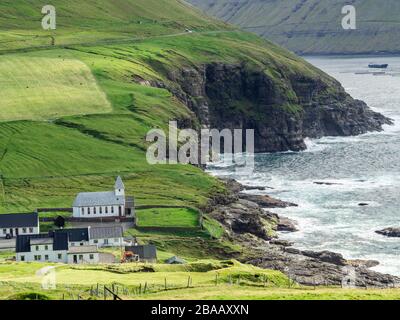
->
xmin=208 ymin=177 xmax=400 ymax=288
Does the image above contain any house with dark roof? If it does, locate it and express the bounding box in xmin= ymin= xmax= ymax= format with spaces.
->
xmin=125 ymin=245 xmax=157 ymax=263
xmin=88 ymin=226 xmax=123 ymax=247
xmin=16 ymin=229 xmax=98 ymax=264
xmin=72 ymin=176 xmax=135 ymax=219
xmin=0 ymin=213 xmax=39 ymax=238
xmin=16 ymin=226 xmax=124 ymax=263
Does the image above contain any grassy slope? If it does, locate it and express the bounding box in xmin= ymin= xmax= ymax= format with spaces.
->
xmin=189 ymin=0 xmax=400 ymax=54
xmin=0 ymin=0 xmax=338 ymax=214
xmin=0 ymin=0 xmax=226 ymax=51
xmin=136 ymin=208 xmax=200 ymax=228
xmin=0 ymin=55 xmax=111 ymax=121
xmin=1 ymin=261 xmax=400 ymax=300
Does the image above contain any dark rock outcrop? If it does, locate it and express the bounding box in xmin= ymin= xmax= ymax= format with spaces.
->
xmin=166 ymin=63 xmax=392 ymax=153
xmin=238 ymin=193 xmax=297 ymax=208
xmin=348 ymin=259 xmax=380 ymax=269
xmin=210 ymin=199 xmax=278 ymax=240
xmin=270 ymin=239 xmax=294 ymax=247
xmin=249 ymin=249 xmax=400 ymax=288
xmin=301 ymin=250 xmax=347 ymax=266
xmin=277 ymin=216 xmax=299 ymax=232
xmin=376 ymin=228 xmax=400 ymax=238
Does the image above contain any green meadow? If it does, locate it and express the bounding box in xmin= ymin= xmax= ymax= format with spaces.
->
xmin=1 ymin=261 xmax=400 ymax=300
xmin=0 ymin=55 xmax=111 ymax=121
xmin=136 ymin=208 xmax=200 ymax=228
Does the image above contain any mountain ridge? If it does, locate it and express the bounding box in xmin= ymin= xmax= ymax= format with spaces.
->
xmin=188 ymin=0 xmax=400 ymax=55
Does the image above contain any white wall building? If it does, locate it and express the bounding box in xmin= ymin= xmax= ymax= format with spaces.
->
xmin=72 ymin=176 xmax=134 ymax=219
xmin=16 ymin=226 xmax=124 ymax=264
xmin=0 ymin=212 xmax=39 ymax=238
xmin=88 ymin=226 xmax=123 ymax=247
xmin=67 ymin=246 xmax=99 ymax=264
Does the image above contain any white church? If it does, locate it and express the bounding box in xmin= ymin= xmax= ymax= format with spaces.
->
xmin=72 ymin=176 xmax=134 ymax=219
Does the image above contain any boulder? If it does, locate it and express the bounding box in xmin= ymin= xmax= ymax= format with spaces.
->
xmin=277 ymin=216 xmax=299 ymax=232
xmin=301 ymin=250 xmax=347 ymax=266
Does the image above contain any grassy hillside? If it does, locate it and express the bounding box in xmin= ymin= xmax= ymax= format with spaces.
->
xmin=0 ymin=0 xmax=339 ymax=214
xmin=0 ymin=0 xmax=227 ymax=51
xmin=189 ymin=0 xmax=400 ymax=55
xmin=0 ymin=55 xmax=111 ymax=121
xmin=1 ymin=260 xmax=400 ymax=300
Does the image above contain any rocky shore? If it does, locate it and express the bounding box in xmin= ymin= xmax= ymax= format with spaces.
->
xmin=208 ymin=178 xmax=400 ymax=288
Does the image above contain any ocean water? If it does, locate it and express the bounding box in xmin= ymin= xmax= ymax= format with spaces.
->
xmin=207 ymin=56 xmax=400 ymax=276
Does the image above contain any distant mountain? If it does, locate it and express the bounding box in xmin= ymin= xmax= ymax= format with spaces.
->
xmin=188 ymin=0 xmax=400 ymax=55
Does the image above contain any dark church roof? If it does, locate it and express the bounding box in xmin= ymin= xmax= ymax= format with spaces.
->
xmin=0 ymin=213 xmax=38 ymax=228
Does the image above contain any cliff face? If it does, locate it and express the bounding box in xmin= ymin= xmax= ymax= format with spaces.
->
xmin=166 ymin=62 xmax=391 ymax=152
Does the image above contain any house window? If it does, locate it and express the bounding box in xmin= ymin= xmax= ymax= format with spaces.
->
xmin=111 ymin=206 xmax=114 ymax=214
xmin=104 ymin=239 xmax=109 ymax=245
xmin=44 ymin=255 xmax=49 ymax=261
xmin=35 ymin=246 xmax=39 ymax=251
xmin=29 ymin=228 xmax=33 ymax=233
xmin=20 ymin=256 xmax=25 ymax=261
xmin=114 ymin=238 xmax=119 ymax=242
xmin=94 ymin=207 xmax=96 ymax=214
xmin=81 ymin=207 xmax=84 ymax=214
xmin=88 ymin=207 xmax=91 ymax=215
xmin=58 ymin=254 xmax=62 ymax=260
xmin=79 ymin=255 xmax=83 ymax=261
xmin=80 ymin=242 xmax=84 ymax=246
xmin=105 ymin=207 xmax=108 ymax=214
xmin=2 ymin=229 xmax=6 ymax=234
xmin=34 ymin=255 xmax=41 ymax=261
xmin=89 ymin=254 xmax=94 ymax=260
xmin=100 ymin=207 xmax=102 ymax=214
xmin=22 ymin=228 xmax=27 ymax=233
xmin=94 ymin=239 xmax=98 ymax=244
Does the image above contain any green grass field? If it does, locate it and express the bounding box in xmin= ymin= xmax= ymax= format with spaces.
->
xmin=0 ymin=55 xmax=112 ymax=121
xmin=1 ymin=261 xmax=400 ymax=300
xmin=136 ymin=208 xmax=200 ymax=228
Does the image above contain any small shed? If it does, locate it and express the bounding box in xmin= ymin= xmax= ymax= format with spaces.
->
xmin=125 ymin=245 xmax=157 ymax=263
xmin=166 ymin=256 xmax=187 ymax=265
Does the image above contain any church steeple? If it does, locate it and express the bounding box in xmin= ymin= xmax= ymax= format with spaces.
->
xmin=115 ymin=176 xmax=125 ymax=196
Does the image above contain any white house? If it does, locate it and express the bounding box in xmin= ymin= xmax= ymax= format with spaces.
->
xmin=88 ymin=226 xmax=123 ymax=247
xmin=67 ymin=246 xmax=99 ymax=264
xmin=16 ymin=226 xmax=124 ymax=264
xmin=72 ymin=176 xmax=134 ymax=219
xmin=0 ymin=213 xmax=39 ymax=238
xmin=16 ymin=232 xmax=69 ymax=263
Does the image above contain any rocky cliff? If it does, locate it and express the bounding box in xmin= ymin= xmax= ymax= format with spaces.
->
xmin=210 ymin=179 xmax=400 ymax=288
xmin=162 ymin=62 xmax=391 ymax=152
